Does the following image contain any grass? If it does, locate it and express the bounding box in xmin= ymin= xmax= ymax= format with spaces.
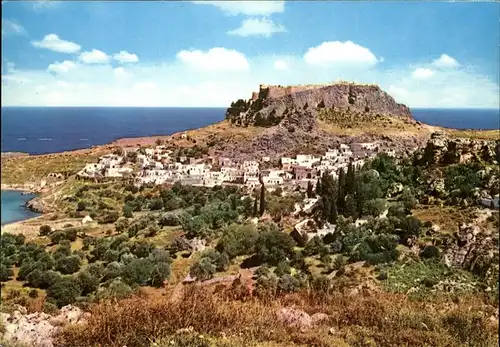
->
xmin=382 ymin=259 xmax=479 ymax=298
xmin=449 ymin=129 xmax=500 ymax=141
xmin=317 ymin=115 xmax=434 ymax=138
xmin=55 ymin=286 xmax=499 ymax=347
xmin=412 ymin=205 xmax=479 ymax=234
xmin=1 ymin=149 xmax=102 ymax=185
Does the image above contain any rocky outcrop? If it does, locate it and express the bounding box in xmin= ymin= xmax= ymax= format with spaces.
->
xmin=226 ymin=83 xmax=413 ymax=128
xmin=212 ymin=83 xmax=427 ymax=161
xmin=444 ymin=222 xmax=498 ymax=286
xmin=1 ymin=305 xmax=89 ymax=347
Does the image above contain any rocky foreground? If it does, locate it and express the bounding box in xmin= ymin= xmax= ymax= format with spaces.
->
xmin=1 ymin=305 xmax=89 ymax=347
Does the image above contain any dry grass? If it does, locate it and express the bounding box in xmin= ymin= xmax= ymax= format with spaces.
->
xmin=112 ymin=120 xmax=266 ymax=149
xmin=56 ymin=286 xmax=498 ymax=347
xmin=317 ymin=116 xmax=436 ymax=138
xmin=448 ymin=129 xmax=500 ymax=141
xmin=1 ymin=149 xmax=102 ymax=185
xmin=412 ymin=205 xmax=479 ymax=234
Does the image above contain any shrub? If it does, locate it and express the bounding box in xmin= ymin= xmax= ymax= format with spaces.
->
xmin=122 ymin=258 xmax=154 ymax=286
xmin=149 ymin=248 xmax=172 ymax=264
xmin=420 ymin=245 xmax=442 ymax=259
xmin=123 ymin=204 xmax=134 ymax=218
xmin=47 ymin=277 xmax=82 ymax=307
xmin=0 ymin=263 xmax=14 ymax=281
xmin=159 ymin=213 xmax=181 ymax=227
xmin=76 ymin=270 xmax=100 ymax=295
xmin=103 ymin=262 xmax=124 ymax=281
xmin=115 ymin=218 xmax=130 ymax=233
xmin=216 ymin=223 xmax=258 ymax=259
xmin=150 ymin=262 xmax=171 ymax=287
xmin=311 ymin=275 xmax=331 ymax=292
xmin=95 ymin=278 xmax=133 ymax=301
xmin=277 ymin=274 xmax=300 ymax=293
xmin=39 ymin=225 xmax=52 ymax=236
xmin=275 ymin=261 xmax=292 ymax=277
xmin=169 ymin=237 xmax=191 ymax=254
xmin=332 ymin=255 xmax=345 ymax=271
xmin=189 ymin=257 xmax=216 ymax=281
xmin=56 ymin=255 xmax=82 ymax=274
xmin=28 ymin=289 xmax=39 ymax=298
xmin=100 ymin=211 xmax=119 ymax=224
xmin=255 ymin=229 xmax=296 ymax=266
xmin=304 ymin=236 xmax=328 ymax=256
xmin=76 ymin=201 xmax=87 ymax=212
xmin=149 ymin=198 xmax=164 ymax=211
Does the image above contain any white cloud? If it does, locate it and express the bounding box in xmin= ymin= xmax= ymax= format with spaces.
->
xmin=2 ymin=19 xmax=26 ymax=37
xmin=412 ymin=67 xmax=434 ymax=79
xmin=113 ymin=67 xmax=130 ymax=78
xmin=31 ymin=34 xmax=81 ymax=53
xmin=433 ymin=54 xmax=459 ymax=68
xmin=133 ymin=81 xmax=157 ymax=90
xmin=56 ymin=80 xmax=71 ymax=89
xmin=176 ymin=47 xmax=250 ymax=71
xmin=273 ymin=60 xmax=289 ymax=70
xmin=304 ymin=41 xmax=379 ymax=66
xmin=228 ymin=18 xmax=286 ymax=37
xmin=192 ymin=1 xmax=284 ymax=16
xmin=1 ymin=49 xmax=498 ymax=109
xmin=47 ymin=60 xmax=76 ymax=74
xmin=32 ymin=0 xmax=59 ymax=10
xmin=78 ymin=49 xmax=110 ymax=64
xmin=113 ymin=50 xmax=139 ymax=64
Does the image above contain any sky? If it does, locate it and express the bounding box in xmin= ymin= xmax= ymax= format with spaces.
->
xmin=1 ymin=0 xmax=499 ymax=108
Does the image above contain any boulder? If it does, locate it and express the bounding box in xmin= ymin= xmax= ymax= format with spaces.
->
xmin=311 ymin=313 xmax=329 ymax=325
xmin=82 ymin=215 xmax=93 ymax=224
xmin=276 ymin=308 xmax=312 ymax=330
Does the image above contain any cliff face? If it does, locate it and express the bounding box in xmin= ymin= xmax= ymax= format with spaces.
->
xmin=226 ymin=83 xmax=413 ymax=128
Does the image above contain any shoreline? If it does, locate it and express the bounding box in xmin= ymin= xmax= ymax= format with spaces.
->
xmin=1 ymin=184 xmax=37 ymax=193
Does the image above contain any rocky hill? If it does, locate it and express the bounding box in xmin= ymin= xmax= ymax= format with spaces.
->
xmin=205 ymin=83 xmax=429 ymax=161
xmin=226 ymin=82 xmax=413 ymax=128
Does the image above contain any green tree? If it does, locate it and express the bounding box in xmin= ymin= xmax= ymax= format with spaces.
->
xmin=122 ymin=258 xmax=154 ymax=286
xmin=259 ymin=184 xmax=266 ymax=216
xmin=122 ymin=204 xmax=134 ymax=218
xmin=307 ymin=181 xmax=314 ymax=198
xmin=47 ymin=277 xmax=82 ymax=307
xmin=150 ymin=262 xmax=171 ymax=287
xmin=345 ymin=161 xmax=356 ymax=195
xmin=189 ymin=257 xmax=216 ymax=281
xmin=76 ymin=270 xmax=100 ymax=295
xmin=217 ymin=224 xmax=259 ymax=258
xmin=56 ymin=255 xmax=82 ymax=274
xmin=253 ymin=197 xmax=259 ymax=217
xmin=0 ymin=263 xmax=13 ymax=282
xmin=255 ymin=229 xmax=296 ymax=265
xmin=76 ymin=201 xmax=87 ymax=212
xmin=39 ymin=225 xmax=52 ymax=236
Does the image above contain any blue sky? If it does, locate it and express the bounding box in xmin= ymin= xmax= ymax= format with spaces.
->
xmin=2 ymin=0 xmax=499 ymax=107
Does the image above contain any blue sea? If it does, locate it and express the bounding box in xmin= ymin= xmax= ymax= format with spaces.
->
xmin=1 ymin=190 xmax=41 ymax=225
xmin=1 ymin=107 xmax=225 ymax=155
xmin=1 ymin=107 xmax=498 ymax=155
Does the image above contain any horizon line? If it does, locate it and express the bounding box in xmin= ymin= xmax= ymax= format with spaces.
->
xmin=1 ymin=106 xmax=499 ymax=110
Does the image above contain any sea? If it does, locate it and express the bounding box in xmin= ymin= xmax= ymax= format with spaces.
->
xmin=0 ymin=107 xmax=498 ymax=224
xmin=1 ymin=190 xmax=41 ymax=225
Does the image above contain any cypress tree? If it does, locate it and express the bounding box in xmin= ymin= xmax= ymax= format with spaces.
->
xmin=315 ymin=178 xmax=322 ymax=196
xmin=307 ymin=181 xmax=314 ymax=198
xmin=259 ymin=184 xmax=266 ymax=216
xmin=337 ymin=168 xmax=346 ymax=213
xmin=346 ymin=161 xmax=356 ymax=195
xmin=253 ymin=197 xmax=259 ymax=217
xmin=329 ymin=200 xmax=338 ymax=224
